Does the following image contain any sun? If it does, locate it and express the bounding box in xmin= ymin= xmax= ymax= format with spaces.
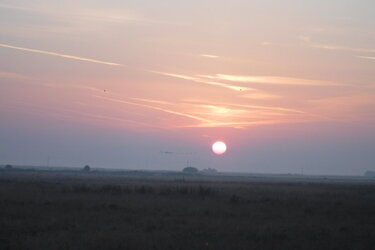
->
xmin=212 ymin=141 xmax=227 ymax=155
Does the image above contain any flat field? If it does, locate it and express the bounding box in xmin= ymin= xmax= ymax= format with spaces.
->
xmin=0 ymin=170 xmax=374 ymax=250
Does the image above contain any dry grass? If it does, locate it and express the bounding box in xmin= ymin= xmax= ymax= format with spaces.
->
xmin=0 ymin=171 xmax=374 ymax=250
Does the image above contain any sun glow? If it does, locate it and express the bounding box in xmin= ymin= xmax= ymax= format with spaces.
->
xmin=212 ymin=141 xmax=227 ymax=155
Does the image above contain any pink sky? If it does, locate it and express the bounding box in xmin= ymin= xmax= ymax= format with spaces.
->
xmin=1 ymin=0 xmax=374 ymax=174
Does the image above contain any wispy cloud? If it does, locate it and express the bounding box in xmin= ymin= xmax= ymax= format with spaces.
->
xmin=200 ymin=74 xmax=342 ymax=86
xmin=92 ymin=94 xmax=316 ymax=129
xmin=79 ymin=112 xmax=156 ymax=128
xmin=0 ymin=71 xmax=109 ymax=94
xmin=128 ymin=98 xmax=295 ymax=128
xmin=0 ymin=3 xmax=33 ymax=12
xmin=261 ymin=42 xmax=272 ymax=46
xmin=299 ymin=36 xmax=375 ymax=53
xmin=192 ymin=104 xmax=249 ymax=118
xmin=183 ymin=119 xmax=310 ymax=128
xmin=0 ymin=45 xmax=274 ymax=97
xmin=179 ymin=99 xmax=320 ymax=128
xmin=75 ymin=8 xmax=160 ymax=25
xmin=131 ymin=98 xmax=173 ymax=105
xmin=0 ymin=2 xmax=156 ymax=25
xmin=0 ymin=71 xmax=34 ymax=81
xmin=43 ymin=82 xmax=106 ymax=93
xmin=242 ymin=92 xmax=280 ymax=100
xmin=0 ymin=43 xmax=124 ymax=66
xmin=357 ymin=56 xmax=375 ymax=61
xmin=185 ymin=100 xmax=306 ymax=114
xmin=199 ymin=54 xmax=220 ymax=59
xmin=93 ymin=95 xmax=210 ymax=123
xmin=152 ymin=71 xmax=252 ymax=91
xmin=13 ymin=101 xmax=155 ymax=129
xmin=1 ymin=71 xmax=322 ymax=128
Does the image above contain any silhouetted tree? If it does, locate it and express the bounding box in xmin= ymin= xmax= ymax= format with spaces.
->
xmin=183 ymin=166 xmax=198 ymax=174
xmin=5 ymin=164 xmax=12 ymax=169
xmin=83 ymin=165 xmax=91 ymax=171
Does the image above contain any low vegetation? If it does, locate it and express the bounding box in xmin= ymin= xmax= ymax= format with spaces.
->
xmin=0 ymin=171 xmax=374 ymax=250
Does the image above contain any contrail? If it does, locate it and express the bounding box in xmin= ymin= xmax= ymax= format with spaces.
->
xmin=93 ymin=95 xmax=211 ymax=123
xmin=0 ymin=43 xmax=124 ymax=66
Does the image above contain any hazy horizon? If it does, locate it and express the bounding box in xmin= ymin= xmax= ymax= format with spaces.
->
xmin=1 ymin=0 xmax=375 ymax=175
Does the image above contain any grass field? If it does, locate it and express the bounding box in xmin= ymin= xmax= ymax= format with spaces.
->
xmin=0 ymin=170 xmax=374 ymax=250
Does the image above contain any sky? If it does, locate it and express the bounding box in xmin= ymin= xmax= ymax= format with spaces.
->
xmin=0 ymin=0 xmax=374 ymax=175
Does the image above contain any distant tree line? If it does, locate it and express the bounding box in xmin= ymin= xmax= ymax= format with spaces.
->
xmin=201 ymin=168 xmax=218 ymax=174
xmin=182 ymin=167 xmax=198 ymax=174
xmin=364 ymin=171 xmax=375 ymax=177
xmin=182 ymin=167 xmax=219 ymax=174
